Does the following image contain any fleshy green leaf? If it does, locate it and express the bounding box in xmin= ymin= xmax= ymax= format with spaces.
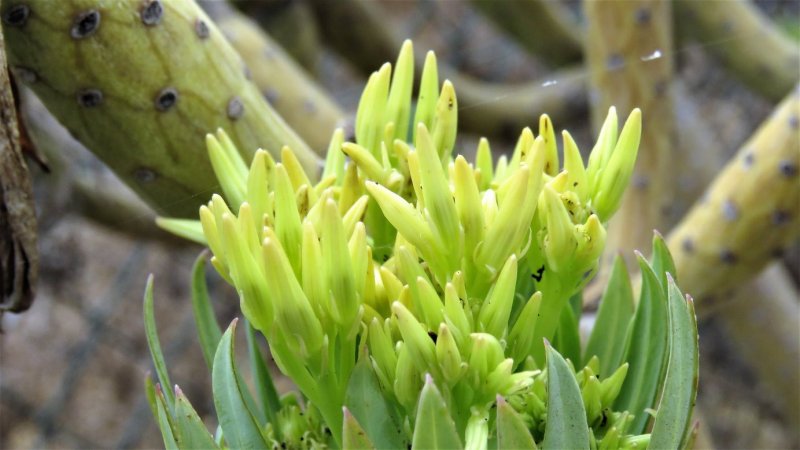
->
xmin=649 ymin=277 xmax=699 ymax=450
xmin=650 ymin=232 xmax=677 ymax=288
xmin=190 ymin=253 xmax=223 ymax=371
xmin=343 ymin=407 xmax=378 ymax=450
xmin=614 ymin=254 xmax=669 ymax=434
xmin=155 ymin=386 xmax=179 ymax=450
xmin=212 ymin=319 xmax=269 ymax=449
xmin=496 ymin=396 xmax=538 ymax=450
xmin=584 ymin=256 xmax=635 ymax=376
xmin=173 ymin=385 xmax=219 ymax=450
xmin=553 ymin=301 xmax=581 ymax=367
xmin=144 ymin=374 xmax=159 ymax=426
xmin=345 ymin=355 xmax=409 ymax=449
xmin=143 ymin=275 xmax=174 ymax=410
xmin=412 ymin=375 xmax=463 ymax=450
xmin=245 ymin=321 xmax=282 ymax=437
xmin=542 ymin=342 xmax=590 ymax=450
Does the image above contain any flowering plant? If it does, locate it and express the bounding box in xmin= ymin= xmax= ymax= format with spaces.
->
xmin=146 ymin=41 xmax=698 ymax=450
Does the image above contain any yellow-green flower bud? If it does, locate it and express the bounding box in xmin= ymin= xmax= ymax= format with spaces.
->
xmin=220 ymin=213 xmax=272 ymax=332
xmin=368 ymin=318 xmax=398 ymax=387
xmin=454 ymin=156 xmax=485 ymax=258
xmin=436 ymin=323 xmax=465 ymax=384
xmin=356 ymin=63 xmax=391 ymax=155
xmin=392 ymin=302 xmax=439 ymax=378
xmin=274 ymin=164 xmax=303 ymax=275
xmin=413 ymin=51 xmax=439 ymax=143
xmin=321 ymin=199 xmax=359 ymax=326
xmin=280 ymin=147 xmax=314 ymax=197
xmin=444 ymin=282 xmax=471 ymax=348
xmin=385 ymin=40 xmax=414 ymax=144
xmin=469 ymin=333 xmax=505 ymax=382
xmin=301 ymin=221 xmax=329 ymax=322
xmin=600 ymin=363 xmax=629 ymax=407
xmin=348 ymin=222 xmax=369 ymax=305
xmin=562 ymin=130 xmax=588 ymax=201
xmin=586 ymin=107 xmax=619 ymax=188
xmin=322 ymin=128 xmax=346 ymax=183
xmin=246 ymin=150 xmax=273 ymax=233
xmin=262 ymin=237 xmax=323 ymax=358
xmin=477 ymin=255 xmax=517 ymax=338
xmin=341 ymin=142 xmax=389 ymax=184
xmin=539 ymin=114 xmax=559 ymax=176
xmin=475 ymin=138 xmax=494 ymax=190
xmin=394 ymin=342 xmax=423 ymax=412
xmin=508 ymin=292 xmax=542 ymax=366
xmin=573 ymin=214 xmax=607 ymax=272
xmin=432 ymin=80 xmax=458 ymax=164
xmin=542 ymin=186 xmax=577 ymax=273
xmin=476 ymin=166 xmax=530 ymax=273
xmin=581 ymin=370 xmax=603 ymax=423
xmin=593 ymin=108 xmax=642 ymax=221
xmin=342 ymin=195 xmax=369 ymax=239
xmin=207 ymin=132 xmax=246 ymax=207
xmin=415 ymin=276 xmax=445 ymax=330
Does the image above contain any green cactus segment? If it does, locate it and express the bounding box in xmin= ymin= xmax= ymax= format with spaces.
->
xmin=667 ymin=87 xmax=800 ymax=306
xmin=585 ymin=0 xmax=677 ymax=259
xmin=470 ymin=0 xmax=582 ymax=66
xmin=209 ymin=5 xmax=345 ymax=152
xmin=2 ymin=0 xmax=317 ymax=217
xmin=675 ymin=0 xmax=800 ymax=101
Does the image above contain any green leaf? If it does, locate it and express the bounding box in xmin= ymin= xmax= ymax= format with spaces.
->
xmin=212 ymin=319 xmax=269 ymax=449
xmin=542 ymin=342 xmax=590 ymax=450
xmin=144 ymin=374 xmax=159 ymax=424
xmin=190 ymin=252 xmax=223 ymax=371
xmin=245 ymin=320 xmax=282 ymax=435
xmin=650 ymin=232 xmax=677 ymax=288
xmin=143 ymin=275 xmax=174 ymax=410
xmin=155 ymin=385 xmax=179 ymax=450
xmin=584 ymin=256 xmax=635 ymax=376
xmin=496 ymin=396 xmax=538 ymax=450
xmin=649 ymin=277 xmax=699 ymax=450
xmin=343 ymin=407 xmax=378 ymax=450
xmin=412 ymin=375 xmax=463 ymax=450
xmin=614 ymin=254 xmax=669 ymax=434
xmin=173 ymin=385 xmax=219 ymax=450
xmin=553 ymin=302 xmax=581 ymax=367
xmin=345 ymin=355 xmax=409 ymax=449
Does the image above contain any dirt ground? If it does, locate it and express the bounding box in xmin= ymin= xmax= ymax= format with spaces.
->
xmin=1 ymin=1 xmax=799 ymax=449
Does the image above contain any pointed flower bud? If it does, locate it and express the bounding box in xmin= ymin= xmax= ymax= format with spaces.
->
xmin=542 ymin=186 xmax=577 ymax=273
xmin=539 ymin=114 xmax=559 ymax=176
xmin=207 ymin=132 xmax=246 ymax=206
xmin=385 ymin=40 xmax=415 ymax=143
xmin=477 ymin=255 xmax=517 ymax=338
xmin=593 ymin=109 xmax=642 ymax=220
xmin=432 ymin=80 xmax=458 ymax=164
xmin=436 ymin=323 xmax=465 ymax=384
xmin=321 ymin=199 xmax=359 ymax=326
xmin=392 ymin=301 xmax=439 ymax=378
xmin=413 ymin=51 xmax=439 ymax=142
xmin=475 ymin=138 xmax=494 ymax=190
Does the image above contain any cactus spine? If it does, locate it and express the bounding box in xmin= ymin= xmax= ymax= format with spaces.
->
xmin=2 ymin=0 xmax=319 ymax=217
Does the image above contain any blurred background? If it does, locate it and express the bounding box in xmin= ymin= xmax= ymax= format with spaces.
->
xmin=1 ymin=0 xmax=798 ymax=448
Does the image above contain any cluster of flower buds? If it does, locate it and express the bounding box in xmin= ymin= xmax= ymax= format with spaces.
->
xmin=157 ymin=40 xmax=645 ymax=448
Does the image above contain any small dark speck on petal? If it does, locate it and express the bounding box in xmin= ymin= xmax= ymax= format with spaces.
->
xmin=195 ymin=18 xmax=209 ymax=39
xmin=303 ymin=99 xmax=317 ymax=114
xmin=227 ymin=96 xmax=244 ymax=120
xmin=682 ymin=237 xmax=695 ymax=253
xmin=789 ymin=115 xmax=799 ymax=130
xmin=77 ymin=88 xmax=103 ymax=107
xmin=140 ymin=0 xmax=163 ymax=26
xmin=2 ymin=4 xmax=30 ymax=27
xmin=71 ymin=10 xmax=100 ymax=39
